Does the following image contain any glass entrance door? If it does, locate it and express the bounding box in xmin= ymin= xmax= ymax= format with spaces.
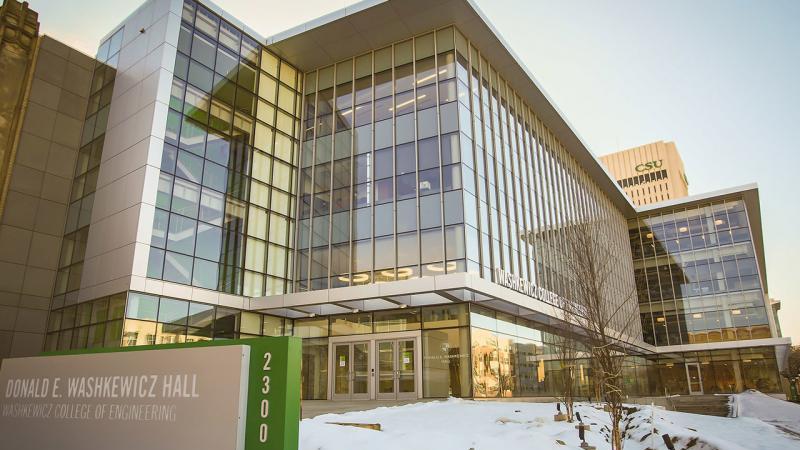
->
xmin=376 ymin=339 xmax=417 ymax=400
xmin=686 ymin=362 xmax=704 ymax=395
xmin=332 ymin=342 xmax=370 ymax=400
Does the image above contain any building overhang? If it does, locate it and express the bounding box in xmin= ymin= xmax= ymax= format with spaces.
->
xmin=651 ymin=337 xmax=791 ymax=356
xmin=250 ymin=272 xmax=652 ymax=355
xmin=632 ymin=183 xmax=768 ymax=293
xmin=264 ymin=0 xmax=636 ymax=215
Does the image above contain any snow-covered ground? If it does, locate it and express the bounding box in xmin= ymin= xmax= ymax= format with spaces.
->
xmin=301 ymin=396 xmax=800 ymax=450
xmin=734 ymin=389 xmax=800 ymax=435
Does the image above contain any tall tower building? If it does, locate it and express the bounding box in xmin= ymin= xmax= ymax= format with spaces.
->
xmin=600 ymin=140 xmax=689 ymax=206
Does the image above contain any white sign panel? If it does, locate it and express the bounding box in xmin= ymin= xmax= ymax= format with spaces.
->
xmin=0 ymin=345 xmax=250 ymax=450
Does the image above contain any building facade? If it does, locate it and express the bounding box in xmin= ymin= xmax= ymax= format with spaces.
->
xmin=0 ymin=0 xmax=789 ymax=400
xmin=600 ymin=140 xmax=689 ymax=206
xmin=0 ymin=0 xmax=100 ymax=359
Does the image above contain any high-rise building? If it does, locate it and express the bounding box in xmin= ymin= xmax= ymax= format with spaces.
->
xmin=0 ymin=0 xmax=789 ymax=400
xmin=600 ymin=140 xmax=689 ymax=206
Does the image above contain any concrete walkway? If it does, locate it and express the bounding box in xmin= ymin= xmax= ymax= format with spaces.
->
xmin=301 ymin=399 xmax=437 ymax=418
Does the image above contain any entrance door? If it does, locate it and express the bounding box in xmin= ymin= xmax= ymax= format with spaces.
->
xmin=376 ymin=339 xmax=417 ymax=400
xmin=332 ymin=342 xmax=370 ymax=400
xmin=686 ymin=362 xmax=704 ymax=395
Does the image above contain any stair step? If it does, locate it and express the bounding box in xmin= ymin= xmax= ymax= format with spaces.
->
xmin=671 ymin=395 xmax=731 ymax=417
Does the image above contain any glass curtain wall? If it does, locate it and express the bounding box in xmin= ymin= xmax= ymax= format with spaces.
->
xmin=458 ymin=31 xmax=638 ymax=337
xmin=296 ymin=27 xmax=466 ymax=290
xmin=294 ymin=26 xmax=639 ymax=340
xmin=630 ymin=199 xmax=771 ymax=346
xmin=650 ymin=346 xmax=781 ymax=395
xmin=45 ymin=291 xmax=293 ymax=350
xmin=148 ymin=0 xmax=302 ymax=296
xmin=51 ymin=28 xmax=122 ymax=300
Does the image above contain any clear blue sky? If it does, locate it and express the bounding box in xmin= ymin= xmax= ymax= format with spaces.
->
xmin=29 ymin=0 xmax=800 ymax=342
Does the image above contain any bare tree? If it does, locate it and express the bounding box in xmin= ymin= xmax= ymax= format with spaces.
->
xmin=552 ymin=300 xmax=580 ymax=422
xmin=562 ymin=220 xmax=639 ymax=450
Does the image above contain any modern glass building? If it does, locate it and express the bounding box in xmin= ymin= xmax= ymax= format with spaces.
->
xmin=0 ymin=0 xmax=788 ymax=400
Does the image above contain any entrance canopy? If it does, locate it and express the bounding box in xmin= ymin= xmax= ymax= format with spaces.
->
xmin=250 ymin=272 xmax=652 ymax=356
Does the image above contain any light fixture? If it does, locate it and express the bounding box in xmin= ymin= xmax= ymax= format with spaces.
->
xmin=742 ymin=359 xmax=751 ymax=363
xmin=351 ymin=273 xmax=369 ymax=283
xmin=656 ymin=317 xmax=665 ymax=323
xmin=351 ymin=308 xmax=359 ymax=314
xmin=399 ymin=304 xmax=408 ymax=309
xmin=394 ymin=97 xmax=417 ymax=110
xmin=692 ymin=313 xmax=702 ymax=319
xmin=426 ymin=262 xmax=456 ymax=273
xmin=380 ymin=270 xmax=396 ymax=279
xmin=396 ymin=267 xmax=413 ymax=279
xmin=679 ymin=226 xmax=688 ymax=233
xmin=731 ymin=309 xmax=741 ymax=315
xmin=646 ymin=232 xmax=654 ymax=239
xmin=714 ymin=219 xmax=724 ymax=226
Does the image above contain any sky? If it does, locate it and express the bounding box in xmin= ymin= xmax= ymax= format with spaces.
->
xmin=28 ymin=0 xmax=800 ymax=342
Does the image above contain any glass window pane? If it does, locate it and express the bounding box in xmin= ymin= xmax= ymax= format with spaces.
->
xmin=157 ymin=173 xmax=173 ymax=210
xmin=126 ymin=293 xmax=158 ymax=321
xmin=420 ymin=193 xmax=441 ymax=229
xmin=397 ymin=232 xmax=419 ymax=267
xmin=397 ymin=198 xmax=417 ymax=233
xmin=397 ymin=173 xmax=416 ymax=200
xmin=151 ymin=208 xmax=169 ymax=248
xmin=176 ymin=150 xmax=204 ymax=183
xmin=147 ymin=247 xmax=165 ymax=278
xmin=191 ymin=32 xmax=216 ymax=69
xmin=331 ymin=313 xmax=372 ymax=336
xmin=163 ymin=251 xmax=193 ymax=284
xmin=445 ymin=224 xmax=466 ymax=260
xmin=245 ymin=237 xmax=266 ymax=272
xmin=419 ymin=168 xmax=440 ymax=196
xmin=199 ymin=188 xmax=224 ymax=225
xmin=158 ymin=298 xmax=189 ymax=325
xmin=374 ymin=235 xmax=395 ymax=269
xmin=421 ymin=228 xmax=443 ymax=263
xmin=418 ymin=137 xmax=439 ymax=170
xmin=122 ymin=320 xmax=157 ymax=346
xmin=167 ymin=214 xmax=197 ymax=255
xmin=196 ymin=223 xmax=222 ymax=261
xmin=171 ymin=178 xmax=201 ymax=218
xmin=202 ymin=160 xmax=227 ymax=192
xmin=188 ymin=302 xmax=214 ymax=328
xmin=444 ymin=190 xmax=464 ymax=225
xmin=353 ymin=239 xmax=372 ymax=272
xmin=374 ymin=203 xmax=394 ymax=237
xmin=374 ymin=148 xmax=393 ymax=180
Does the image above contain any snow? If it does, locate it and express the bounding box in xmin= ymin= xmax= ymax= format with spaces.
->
xmin=735 ymin=389 xmax=800 ymax=435
xmin=300 ymin=397 xmax=800 ymax=450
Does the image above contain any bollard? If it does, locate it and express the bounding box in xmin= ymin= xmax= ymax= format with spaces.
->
xmin=578 ymin=423 xmax=596 ymax=450
xmin=554 ymin=402 xmax=567 ymax=421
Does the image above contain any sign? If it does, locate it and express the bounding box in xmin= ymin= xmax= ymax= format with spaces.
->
xmin=635 ymin=159 xmax=663 ymax=172
xmin=0 ymin=337 xmax=301 ymax=450
xmin=494 ymin=268 xmax=586 ymax=316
